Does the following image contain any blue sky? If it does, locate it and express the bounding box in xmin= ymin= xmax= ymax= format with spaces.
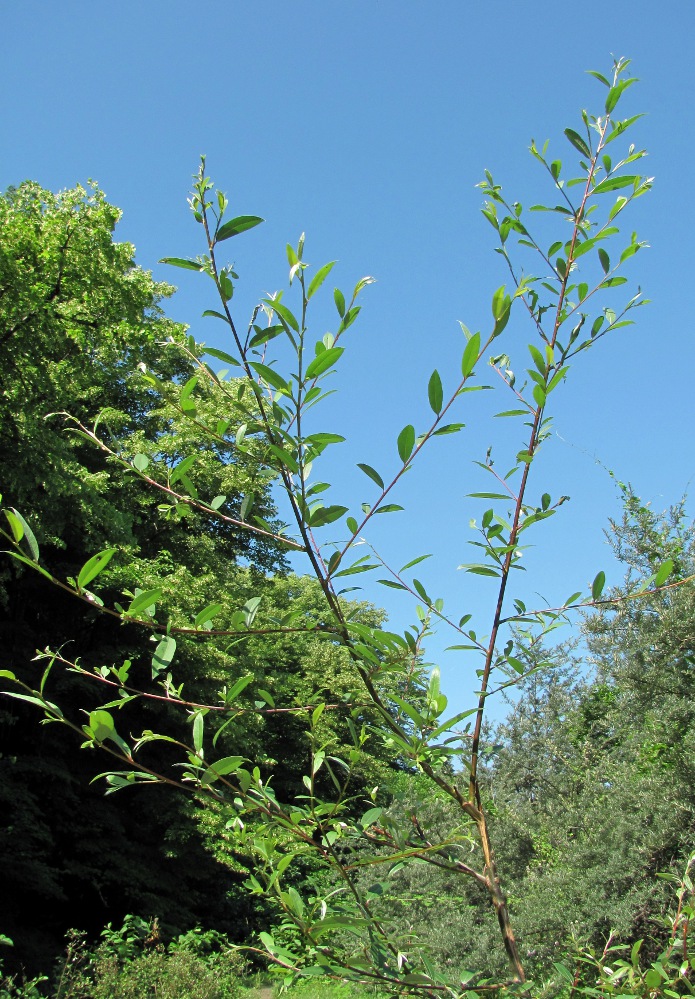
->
xmin=2 ymin=2 xmax=694 ymax=718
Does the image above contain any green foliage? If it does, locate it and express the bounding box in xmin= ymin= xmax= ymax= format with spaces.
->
xmin=3 ymin=57 xmax=686 ymax=995
xmin=48 ymin=918 xmax=247 ymax=999
xmin=0 ymin=179 xmax=289 ymax=973
xmin=552 ymin=854 xmax=695 ymax=999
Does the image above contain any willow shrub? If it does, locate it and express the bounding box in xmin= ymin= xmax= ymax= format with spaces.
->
xmin=2 ymin=58 xmax=674 ymax=996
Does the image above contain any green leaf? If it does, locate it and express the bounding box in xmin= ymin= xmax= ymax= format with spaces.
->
xmin=204 ymin=347 xmax=241 ymax=367
xmin=170 ymin=454 xmax=197 ymax=486
xmin=360 ymin=806 xmax=383 ymax=829
xmin=4 ymin=690 xmax=63 ymax=716
xmin=599 ymin=276 xmax=627 ymax=289
xmin=587 ymin=69 xmax=611 ymax=87
xmin=357 ymin=463 xmax=385 ymax=490
xmin=391 ymin=694 xmax=426 ymax=729
xmin=5 ymin=508 xmax=39 ymax=562
xmin=468 ymin=492 xmax=509 ymax=500
xmin=180 ymin=375 xmax=198 ymax=403
xmin=226 ymin=675 xmax=254 ymax=700
xmin=333 ymin=287 xmax=345 ymax=317
xmin=310 ymin=505 xmax=349 ymax=528
xmin=265 ymin=299 xmax=299 ymax=332
xmin=564 ymin=128 xmax=591 ymax=159
xmin=305 ymin=346 xmax=344 ymax=380
xmin=654 ymin=559 xmax=674 ymax=587
xmin=598 ymin=248 xmax=610 ymax=274
xmin=202 ymin=309 xmax=229 ymax=322
xmin=461 ymin=332 xmax=481 ymax=377
xmin=591 ymin=570 xmax=606 ymax=600
xmin=397 ymin=425 xmax=416 ymax=464
xmin=644 ymin=970 xmax=662 ymax=990
xmin=88 ymin=709 xmax=116 ymax=742
xmin=528 ymin=343 xmax=546 ymax=375
xmin=250 ymin=362 xmax=291 ymax=393
xmin=400 ymin=554 xmax=432 ymax=572
xmin=193 ymin=712 xmax=204 ymax=754
xmin=152 ymin=636 xmax=176 ymax=676
xmin=491 ymin=286 xmax=507 ymax=320
xmin=334 ymin=561 xmax=377 ymax=577
xmin=593 ymin=175 xmax=637 ymax=195
xmin=307 ymin=261 xmax=336 ymax=300
xmin=78 ymin=548 xmax=117 ymax=589
xmin=158 ymin=257 xmax=203 ymax=271
xmin=194 ymin=603 xmax=223 ymax=628
xmin=374 ymin=504 xmax=404 ymax=514
xmin=243 ymin=596 xmax=262 ymax=626
xmin=127 ymin=589 xmax=162 ymax=617
xmin=460 ymin=564 xmax=501 ymax=577
xmin=605 ymin=79 xmax=637 ymax=114
xmin=427 ymin=370 xmax=443 ymax=414
xmin=2 ymin=511 xmax=22 ymax=548
xmin=433 ymin=422 xmax=465 ymax=436
xmin=200 ymin=756 xmax=245 ymax=786
xmin=249 ymin=324 xmax=284 ymax=349
xmin=216 ymin=215 xmax=264 ymax=241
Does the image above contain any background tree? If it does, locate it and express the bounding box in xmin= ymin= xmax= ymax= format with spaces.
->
xmin=0 ymin=181 xmax=289 ymax=972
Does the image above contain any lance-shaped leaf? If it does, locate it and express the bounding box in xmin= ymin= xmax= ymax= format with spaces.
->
xmin=170 ymin=454 xmax=197 ymax=486
xmin=264 ymin=299 xmax=299 ymax=333
xmin=216 ymin=215 xmax=264 ymax=241
xmin=397 ymin=424 xmax=415 ymax=463
xmin=200 ymin=756 xmax=245 ymax=787
xmin=357 ymin=463 xmax=385 ymax=490
xmin=564 ymin=127 xmax=591 ymax=158
xmin=243 ymin=596 xmax=262 ymax=627
xmin=126 ymin=588 xmax=162 ymax=617
xmin=593 ymin=174 xmax=639 ymax=196
xmin=158 ymin=257 xmax=204 ymax=271
xmin=192 ymin=712 xmax=204 ymax=755
xmin=427 ymin=369 xmax=443 ymax=414
xmin=152 ymin=636 xmax=176 ymax=676
xmin=307 ymin=260 xmax=336 ymax=300
xmin=592 ymin=570 xmax=606 ymax=600
xmin=654 ymin=559 xmax=674 ymax=587
xmin=4 ymin=508 xmax=40 ymax=562
xmin=250 ymin=362 xmax=291 ymax=394
xmin=77 ymin=548 xmax=117 ymax=590
xmin=194 ymin=602 xmax=223 ymax=629
xmin=305 ymin=346 xmax=344 ymax=380
xmin=461 ymin=332 xmax=480 ymax=377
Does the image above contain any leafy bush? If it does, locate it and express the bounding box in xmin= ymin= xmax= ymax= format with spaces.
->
xmin=50 ymin=917 xmax=247 ymax=999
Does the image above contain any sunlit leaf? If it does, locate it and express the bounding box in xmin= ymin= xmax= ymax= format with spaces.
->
xmin=158 ymin=257 xmax=203 ymax=271
xmin=357 ymin=463 xmax=384 ymax=490
xmin=397 ymin=425 xmax=415 ymax=463
xmin=307 ymin=261 xmax=336 ymax=300
xmin=427 ymin=370 xmax=443 ymax=414
xmin=77 ymin=548 xmax=117 ymax=589
xmin=216 ymin=215 xmax=264 ymax=241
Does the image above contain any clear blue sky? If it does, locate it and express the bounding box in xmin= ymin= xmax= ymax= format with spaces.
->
xmin=2 ymin=2 xmax=693 ymax=718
